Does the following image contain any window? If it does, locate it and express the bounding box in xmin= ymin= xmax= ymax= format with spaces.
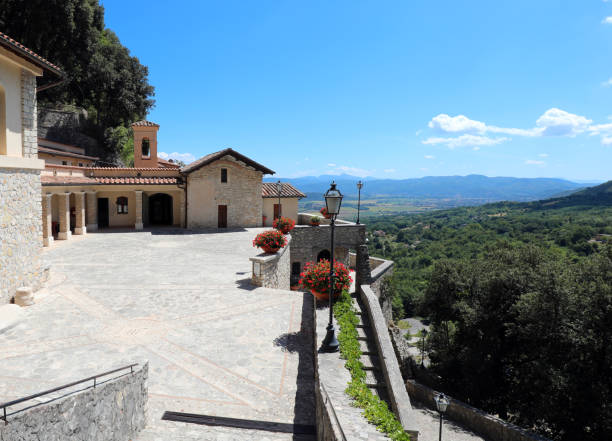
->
xmin=291 ymin=262 xmax=301 ymax=276
xmin=116 ymin=196 xmax=128 ymax=214
xmin=142 ymin=138 xmax=150 ymax=157
xmin=221 ymin=168 xmax=228 ymax=183
xmin=78 ymin=162 xmax=83 ymax=167
xmin=62 ymin=161 xmax=67 ymax=165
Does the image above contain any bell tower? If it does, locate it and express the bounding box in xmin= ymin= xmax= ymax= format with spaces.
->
xmin=131 ymin=120 xmax=160 ymax=168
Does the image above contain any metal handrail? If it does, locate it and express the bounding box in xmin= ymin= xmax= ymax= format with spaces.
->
xmin=0 ymin=363 xmax=138 ymax=424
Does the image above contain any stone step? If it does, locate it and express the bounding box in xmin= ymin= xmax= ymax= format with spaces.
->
xmin=356 ymin=327 xmax=372 ymax=339
xmin=359 ymin=339 xmax=378 ymax=354
xmin=365 ymin=370 xmax=386 ymax=386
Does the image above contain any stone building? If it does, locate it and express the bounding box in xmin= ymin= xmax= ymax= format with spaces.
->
xmin=0 ymin=32 xmax=63 ymax=303
xmin=39 ymin=120 xmax=306 ymax=240
xmin=37 ymin=138 xmax=99 ymax=167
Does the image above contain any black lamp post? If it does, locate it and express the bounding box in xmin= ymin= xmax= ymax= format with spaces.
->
xmin=434 ymin=393 xmax=450 ymax=441
xmin=321 ymin=181 xmax=343 ymax=353
xmin=420 ymin=329 xmax=428 ymax=367
xmin=356 ymin=180 xmax=363 ymax=224
xmin=276 ymin=180 xmax=283 ymax=219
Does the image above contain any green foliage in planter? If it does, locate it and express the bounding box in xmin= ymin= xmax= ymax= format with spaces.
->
xmin=334 ymin=291 xmax=411 ymax=441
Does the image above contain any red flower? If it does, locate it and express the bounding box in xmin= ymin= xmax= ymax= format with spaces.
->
xmin=273 ymin=217 xmax=296 ymax=233
xmin=253 ymin=230 xmax=287 ymax=250
xmin=299 ymin=259 xmax=351 ymax=295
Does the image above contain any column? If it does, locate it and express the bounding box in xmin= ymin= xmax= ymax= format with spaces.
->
xmin=86 ymin=191 xmax=98 ymax=231
xmin=179 ymin=190 xmax=185 ymax=228
xmin=356 ymin=244 xmax=372 ymax=287
xmin=135 ymin=190 xmax=143 ymax=230
xmin=58 ymin=192 xmax=71 ymax=240
xmin=42 ymin=193 xmax=53 ymax=247
xmin=74 ymin=192 xmax=86 ymax=235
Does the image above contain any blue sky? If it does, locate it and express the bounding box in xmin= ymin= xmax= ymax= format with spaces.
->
xmin=102 ymin=1 xmax=612 ymax=181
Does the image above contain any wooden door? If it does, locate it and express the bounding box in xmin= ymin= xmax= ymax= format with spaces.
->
xmin=218 ymin=205 xmax=227 ymax=228
xmin=274 ymin=203 xmax=281 ymax=220
xmin=98 ymin=198 xmax=109 ymax=228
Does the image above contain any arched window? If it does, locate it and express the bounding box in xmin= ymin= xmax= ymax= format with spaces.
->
xmin=141 ymin=138 xmax=150 ymax=157
xmin=0 ymin=84 xmax=6 ymax=155
xmin=116 ymin=196 xmax=128 ymax=214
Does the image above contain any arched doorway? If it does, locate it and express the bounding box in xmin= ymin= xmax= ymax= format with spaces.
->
xmin=149 ymin=193 xmax=173 ymax=225
xmin=317 ymin=249 xmax=331 ymax=262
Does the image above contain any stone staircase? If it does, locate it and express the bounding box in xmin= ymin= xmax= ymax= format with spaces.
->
xmin=352 ymin=293 xmax=392 ymax=406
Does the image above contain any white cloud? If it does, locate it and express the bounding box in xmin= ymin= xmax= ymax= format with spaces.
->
xmin=602 ymin=136 xmax=612 ymax=145
xmin=424 ymin=155 xmax=435 ymax=159
xmin=327 ymin=163 xmax=336 ymax=167
xmin=538 ymin=153 xmax=549 ymax=157
xmin=602 ymin=16 xmax=612 ymax=24
xmin=422 ymin=134 xmax=509 ymax=149
xmin=602 ymin=78 xmax=612 ymax=87
xmin=325 ymin=165 xmax=373 ymax=177
xmin=535 ymin=108 xmax=591 ymax=137
xmin=420 ymin=167 xmax=429 ymax=171
xmin=383 ymin=168 xmax=396 ymax=173
xmin=525 ymin=159 xmax=545 ymax=165
xmin=428 ymin=114 xmax=486 ymax=134
xmin=158 ymin=151 xmax=196 ymax=163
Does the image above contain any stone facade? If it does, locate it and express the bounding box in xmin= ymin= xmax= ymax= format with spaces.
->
xmin=21 ymin=70 xmax=37 ymax=158
xmin=0 ymin=364 xmax=148 ymax=441
xmin=187 ymin=157 xmax=263 ymax=228
xmin=0 ymin=167 xmax=44 ymax=303
xmin=250 ymin=235 xmax=291 ymax=290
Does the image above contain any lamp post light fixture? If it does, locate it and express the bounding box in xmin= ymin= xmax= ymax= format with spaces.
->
xmin=276 ymin=180 xmax=283 ymax=219
xmin=420 ymin=328 xmax=428 ymax=367
xmin=321 ymin=181 xmax=343 ymax=353
xmin=434 ymin=393 xmax=450 ymax=441
xmin=356 ymin=181 xmax=363 ymax=224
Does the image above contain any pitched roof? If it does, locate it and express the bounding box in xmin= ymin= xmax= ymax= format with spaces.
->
xmin=262 ymin=183 xmax=306 ymax=199
xmin=182 ymin=148 xmax=275 ymax=175
xmin=131 ymin=120 xmax=160 ymax=127
xmin=38 ymin=146 xmax=99 ymax=161
xmin=0 ymin=32 xmax=63 ymax=77
xmin=157 ymin=158 xmax=181 ymax=168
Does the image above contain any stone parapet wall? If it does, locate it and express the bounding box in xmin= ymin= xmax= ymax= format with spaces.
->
xmin=0 ymin=364 xmax=148 ymax=441
xmin=250 ymin=235 xmax=291 ymax=290
xmin=406 ymin=380 xmax=551 ymax=441
xmin=20 ymin=70 xmax=37 ymax=159
xmin=360 ymin=285 xmax=419 ymax=439
xmin=0 ymin=167 xmax=45 ymax=303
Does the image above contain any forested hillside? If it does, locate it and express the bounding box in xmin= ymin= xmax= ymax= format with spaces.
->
xmin=0 ymin=0 xmax=154 ymax=164
xmin=367 ymin=181 xmax=612 ymax=441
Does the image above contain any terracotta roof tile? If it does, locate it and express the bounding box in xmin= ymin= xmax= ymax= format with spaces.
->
xmin=262 ymin=182 xmax=306 ymax=198
xmin=41 ymin=175 xmax=97 ymax=185
xmin=157 ymin=158 xmax=181 ymax=168
xmin=182 ymin=148 xmax=275 ymax=175
xmin=131 ymin=120 xmax=160 ymax=127
xmin=0 ymin=32 xmax=63 ymax=76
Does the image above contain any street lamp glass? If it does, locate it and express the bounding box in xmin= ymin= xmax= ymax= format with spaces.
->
xmin=435 ymin=393 xmax=450 ymax=413
xmin=324 ymin=181 xmax=343 ymax=215
xmin=276 ymin=180 xmax=283 ymax=193
xmin=357 ymin=180 xmax=363 ymax=190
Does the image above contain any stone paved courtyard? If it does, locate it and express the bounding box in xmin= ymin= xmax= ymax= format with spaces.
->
xmin=0 ymin=229 xmax=315 ymax=440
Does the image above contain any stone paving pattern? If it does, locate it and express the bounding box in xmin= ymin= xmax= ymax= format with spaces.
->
xmin=0 ymin=229 xmax=315 ymax=440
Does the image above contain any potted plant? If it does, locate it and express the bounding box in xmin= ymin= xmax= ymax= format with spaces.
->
xmin=253 ymin=230 xmax=287 ymax=254
xmin=299 ymin=259 xmax=352 ymax=300
xmin=319 ymin=207 xmax=332 ymax=219
xmin=309 ymin=216 xmax=321 ymax=226
xmin=273 ymin=216 xmax=296 ymax=234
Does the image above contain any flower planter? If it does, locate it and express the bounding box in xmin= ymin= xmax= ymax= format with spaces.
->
xmin=310 ymin=289 xmax=341 ymax=301
xmin=261 ymin=245 xmax=280 ymax=254
xmin=309 ymin=222 xmax=320 ymax=227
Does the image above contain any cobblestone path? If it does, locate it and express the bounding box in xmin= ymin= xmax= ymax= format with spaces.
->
xmin=0 ymin=229 xmax=315 ymax=440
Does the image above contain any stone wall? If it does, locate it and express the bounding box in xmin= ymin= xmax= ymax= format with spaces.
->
xmin=250 ymin=235 xmax=291 ymax=290
xmin=20 ymin=70 xmax=37 ymax=158
xmin=405 ymin=380 xmax=551 ymax=441
xmin=187 ymin=157 xmax=263 ymax=228
xmin=0 ymin=167 xmax=45 ymax=303
xmin=0 ymin=364 xmax=148 ymax=441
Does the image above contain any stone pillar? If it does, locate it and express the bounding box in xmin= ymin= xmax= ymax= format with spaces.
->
xmin=58 ymin=192 xmax=71 ymax=240
xmin=73 ymin=192 xmax=86 ymax=235
xmin=356 ymin=244 xmax=372 ymax=287
xmin=135 ymin=190 xmax=143 ymax=230
xmin=179 ymin=190 xmax=185 ymax=228
xmin=42 ymin=193 xmax=53 ymax=247
xmin=86 ymin=191 xmax=98 ymax=231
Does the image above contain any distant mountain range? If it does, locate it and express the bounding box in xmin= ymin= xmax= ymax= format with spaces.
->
xmin=265 ymin=174 xmax=600 ymax=203
xmin=528 ymin=179 xmax=612 ymax=208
